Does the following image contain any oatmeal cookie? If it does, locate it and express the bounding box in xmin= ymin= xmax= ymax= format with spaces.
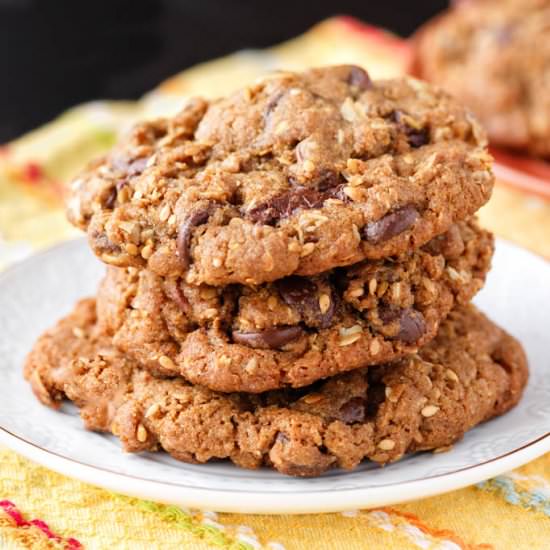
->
xmin=413 ymin=0 xmax=550 ymax=157
xmin=25 ymin=299 xmax=528 ymax=477
xmin=96 ymin=219 xmax=493 ymax=393
xmin=68 ymin=65 xmax=494 ymax=285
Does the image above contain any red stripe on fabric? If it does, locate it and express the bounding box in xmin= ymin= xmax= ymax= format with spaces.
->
xmin=0 ymin=500 xmax=83 ymax=549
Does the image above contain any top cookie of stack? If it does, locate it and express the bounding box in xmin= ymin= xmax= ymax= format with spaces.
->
xmin=67 ymin=65 xmax=494 ymax=287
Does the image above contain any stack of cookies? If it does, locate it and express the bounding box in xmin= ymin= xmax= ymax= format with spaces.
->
xmin=26 ymin=66 xmax=528 ymax=476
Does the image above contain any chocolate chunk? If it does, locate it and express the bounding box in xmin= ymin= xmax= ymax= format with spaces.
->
xmin=363 ymin=205 xmax=419 ymax=244
xmin=347 ymin=66 xmax=372 ymax=91
xmin=365 ymin=382 xmax=386 ymax=418
xmin=233 ymin=326 xmax=303 ymax=349
xmin=379 ymin=306 xmax=426 ymax=343
xmin=103 ymin=187 xmax=117 ymax=209
xmin=407 ymin=127 xmax=430 ymax=148
xmin=104 ymin=171 xmax=137 ymax=209
xmin=339 ymin=397 xmax=366 ymax=423
xmin=176 ymin=206 xmax=214 ymax=270
xmin=423 ymin=224 xmax=464 ymax=258
xmin=247 ymin=188 xmax=325 ymax=225
xmin=316 ymin=292 xmax=336 ymax=329
xmin=276 ymin=276 xmax=317 ymax=306
xmin=247 ymin=174 xmax=345 ymax=226
xmin=390 ymin=110 xmax=430 ymax=148
xmin=113 ymin=155 xmax=148 ymax=177
xmin=316 ymin=170 xmax=342 ymax=192
xmin=276 ymin=276 xmax=335 ymax=329
xmin=397 ymin=309 xmax=426 ymax=343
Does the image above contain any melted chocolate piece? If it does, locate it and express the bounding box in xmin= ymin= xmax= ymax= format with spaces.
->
xmin=233 ymin=326 xmax=303 ymax=350
xmin=104 ymin=161 xmax=144 ymax=209
xmin=176 ymin=206 xmax=214 ymax=270
xmin=379 ymin=306 xmax=426 ymax=344
xmin=363 ymin=205 xmax=419 ymax=244
xmin=347 ymin=66 xmax=372 ymax=91
xmin=112 ymin=155 xmax=148 ymax=177
xmin=276 ymin=276 xmax=335 ymax=329
xmin=247 ymin=187 xmax=326 ymax=225
xmin=397 ymin=309 xmax=427 ymax=343
xmin=366 ymin=382 xmax=386 ymax=418
xmin=407 ymin=127 xmax=430 ymax=148
xmin=316 ymin=170 xmax=342 ymax=192
xmin=276 ymin=276 xmax=317 ymax=306
xmin=423 ymin=224 xmax=464 ymax=259
xmin=339 ymin=397 xmax=367 ymax=423
xmin=390 ymin=110 xmax=430 ymax=148
xmin=103 ymin=187 xmax=117 ymax=209
xmin=247 ymin=172 xmax=345 ymax=226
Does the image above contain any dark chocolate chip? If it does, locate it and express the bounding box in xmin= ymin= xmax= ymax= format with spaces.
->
xmin=129 ymin=157 xmax=148 ymax=176
xmin=103 ymin=187 xmax=117 ymax=209
xmin=390 ymin=110 xmax=430 ymax=148
xmin=113 ymin=155 xmax=148 ymax=177
xmin=176 ymin=207 xmax=214 ymax=270
xmin=397 ymin=309 xmax=426 ymax=343
xmin=275 ymin=276 xmax=335 ymax=329
xmin=276 ymin=276 xmax=317 ymax=306
xmin=316 ymin=170 xmax=342 ymax=192
xmin=407 ymin=127 xmax=430 ymax=148
xmin=317 ymin=293 xmax=336 ymax=329
xmin=363 ymin=205 xmax=419 ymax=244
xmin=339 ymin=396 xmax=367 ymax=423
xmin=366 ymin=382 xmax=386 ymax=417
xmin=247 ymin=174 xmax=345 ymax=226
xmin=232 ymin=326 xmax=304 ymax=350
xmin=347 ymin=66 xmax=372 ymax=91
xmin=423 ymin=224 xmax=464 ymax=259
xmin=379 ymin=306 xmax=426 ymax=344
xmin=247 ymin=188 xmax=326 ymax=225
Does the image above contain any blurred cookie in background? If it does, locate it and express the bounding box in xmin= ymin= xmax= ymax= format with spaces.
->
xmin=412 ymin=0 xmax=550 ymax=158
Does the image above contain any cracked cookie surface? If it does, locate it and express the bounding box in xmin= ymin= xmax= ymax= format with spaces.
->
xmin=25 ymin=300 xmax=528 ymax=477
xmin=96 ymin=219 xmax=494 ymax=392
xmin=67 ymin=65 xmax=494 ymax=286
xmin=413 ymin=0 xmax=550 ymax=158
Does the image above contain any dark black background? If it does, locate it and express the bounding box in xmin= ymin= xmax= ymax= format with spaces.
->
xmin=0 ymin=0 xmax=447 ymax=142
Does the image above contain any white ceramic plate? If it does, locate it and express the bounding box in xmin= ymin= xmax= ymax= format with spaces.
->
xmin=0 ymin=238 xmax=549 ymax=514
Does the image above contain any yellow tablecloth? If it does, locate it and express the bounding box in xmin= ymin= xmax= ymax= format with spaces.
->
xmin=1 ymin=17 xmax=549 ymax=550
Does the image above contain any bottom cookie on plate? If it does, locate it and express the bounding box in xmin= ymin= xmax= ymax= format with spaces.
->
xmin=25 ymin=299 xmax=528 ymax=477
